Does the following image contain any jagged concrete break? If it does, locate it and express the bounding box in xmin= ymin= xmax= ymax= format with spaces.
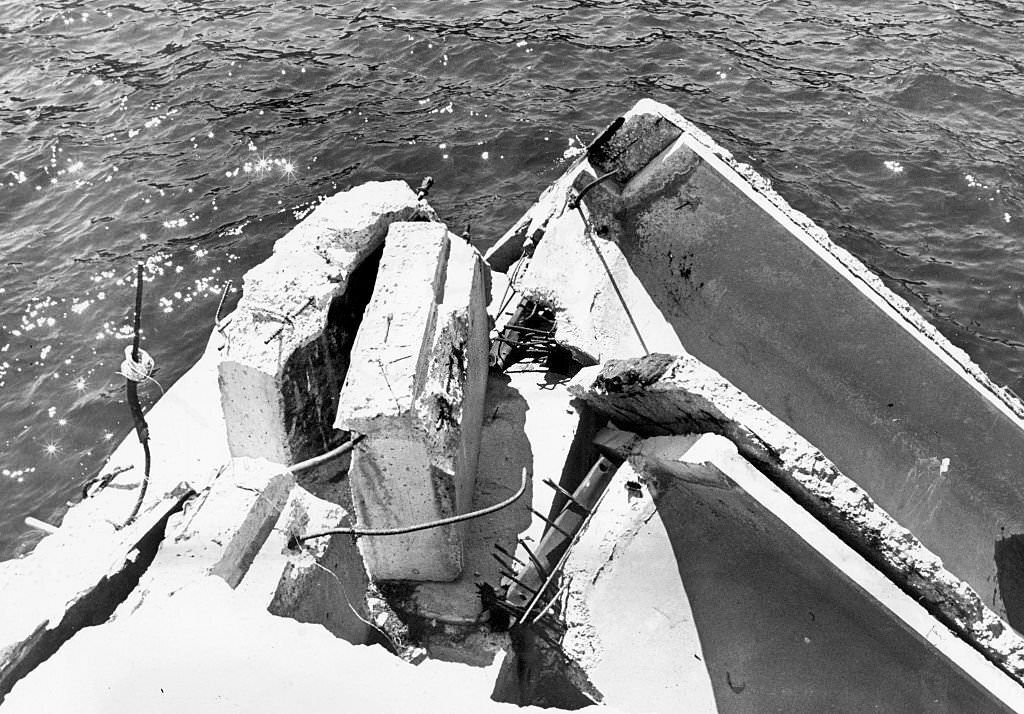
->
xmin=238 ymin=485 xmax=381 ymax=647
xmin=0 ymin=488 xmax=190 ymax=703
xmin=218 ymin=180 xmax=435 ymax=466
xmin=569 ymin=353 xmax=1024 ymax=688
xmin=558 ymin=432 xmax=1024 ymax=712
xmin=336 ymin=223 xmax=490 ymax=582
xmin=117 ymin=457 xmax=294 ymax=613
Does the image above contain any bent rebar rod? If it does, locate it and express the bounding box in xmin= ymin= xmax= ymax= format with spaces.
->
xmin=290 ymin=467 xmax=529 ymax=547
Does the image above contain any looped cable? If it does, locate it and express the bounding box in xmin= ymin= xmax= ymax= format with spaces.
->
xmin=120 ymin=345 xmax=155 ymax=381
xmin=118 ymin=345 xmax=164 ymax=395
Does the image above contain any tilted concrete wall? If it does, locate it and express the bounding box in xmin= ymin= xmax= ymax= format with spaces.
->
xmin=496 ymin=98 xmax=1024 ymax=634
xmin=335 ymin=223 xmax=490 ymax=582
xmin=559 ymin=431 xmax=1023 ymax=712
xmin=583 ymin=100 xmax=1024 ymax=631
xmin=569 ymin=353 xmax=1024 ymax=687
xmin=218 ymin=181 xmax=435 ymax=466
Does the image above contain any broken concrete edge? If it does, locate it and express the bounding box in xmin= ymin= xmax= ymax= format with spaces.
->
xmin=116 ymin=458 xmax=297 ymax=616
xmin=219 ymin=180 xmax=438 ymax=464
xmin=418 ymin=238 xmax=492 ymax=512
xmin=60 ymin=330 xmax=229 ymax=535
xmin=0 ymin=487 xmax=192 ymax=703
xmin=623 ymin=97 xmax=1024 ymax=429
xmin=510 ymin=206 xmax=686 ymax=365
xmin=568 ymin=353 xmax=1024 ymax=686
xmin=567 ymin=433 xmax=1024 ymax=713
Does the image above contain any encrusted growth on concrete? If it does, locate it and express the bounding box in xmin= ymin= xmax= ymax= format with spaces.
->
xmin=569 ymin=353 xmax=1024 ymax=683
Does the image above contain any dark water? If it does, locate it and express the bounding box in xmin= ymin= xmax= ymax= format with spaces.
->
xmin=2 ymin=0 xmax=1023 ymax=559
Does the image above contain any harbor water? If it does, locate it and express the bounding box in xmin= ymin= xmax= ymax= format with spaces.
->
xmin=1 ymin=0 xmax=1023 ymax=558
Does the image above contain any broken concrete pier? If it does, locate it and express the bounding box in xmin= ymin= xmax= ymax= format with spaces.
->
xmin=487 ymin=98 xmax=1024 ymax=631
xmin=8 ymin=99 xmax=1024 ymax=712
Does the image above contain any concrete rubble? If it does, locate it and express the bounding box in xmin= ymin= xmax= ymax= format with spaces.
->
xmin=218 ymin=180 xmax=436 ymax=466
xmin=5 ymin=99 xmax=1024 ymax=713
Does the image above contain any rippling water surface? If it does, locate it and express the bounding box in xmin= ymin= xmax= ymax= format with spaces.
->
xmin=2 ymin=0 xmax=1023 ymax=558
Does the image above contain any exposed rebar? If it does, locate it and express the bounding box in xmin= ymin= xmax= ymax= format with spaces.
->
xmin=290 ymin=467 xmax=529 ymax=547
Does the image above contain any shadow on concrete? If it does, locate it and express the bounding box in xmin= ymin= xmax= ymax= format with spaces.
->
xmin=604 ymin=145 xmax=1024 ymax=630
xmin=654 ymin=475 xmax=1011 ymax=713
xmin=996 ymin=534 xmax=1024 ymax=630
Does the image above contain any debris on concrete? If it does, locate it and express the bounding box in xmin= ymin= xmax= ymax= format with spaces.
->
xmin=7 ymin=97 xmax=1024 ymax=713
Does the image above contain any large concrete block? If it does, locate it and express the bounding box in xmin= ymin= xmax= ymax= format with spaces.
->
xmin=569 ymin=353 xmax=1024 ymax=686
xmin=335 ymin=223 xmax=491 ymax=582
xmin=218 ymin=181 xmax=434 ymax=466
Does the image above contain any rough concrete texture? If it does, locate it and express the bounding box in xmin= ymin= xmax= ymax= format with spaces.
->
xmin=537 ymin=99 xmax=1024 ymax=633
xmin=218 ymin=180 xmax=435 ymax=465
xmin=418 ymin=237 xmax=491 ymax=530
xmin=336 ymin=222 xmax=492 ymax=582
xmin=409 ymin=367 xmax=586 ymax=632
xmin=117 ymin=457 xmax=294 ymax=614
xmin=238 ymin=484 xmax=379 ymax=646
xmin=569 ymin=353 xmax=1024 ymax=685
xmin=2 ymin=576 xmax=623 ymax=714
xmin=587 ymin=110 xmax=683 ymax=184
xmin=0 ymin=487 xmax=189 ymax=702
xmin=561 ymin=431 xmax=1023 ymax=712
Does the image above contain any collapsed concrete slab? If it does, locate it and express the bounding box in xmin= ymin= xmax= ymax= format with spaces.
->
xmin=569 ymin=353 xmax=1024 ymax=687
xmin=493 ymin=98 xmax=1024 ymax=632
xmin=557 ymin=432 xmax=1024 ymax=712
xmin=335 ymin=222 xmax=490 ymax=582
xmin=218 ymin=181 xmax=436 ymax=467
